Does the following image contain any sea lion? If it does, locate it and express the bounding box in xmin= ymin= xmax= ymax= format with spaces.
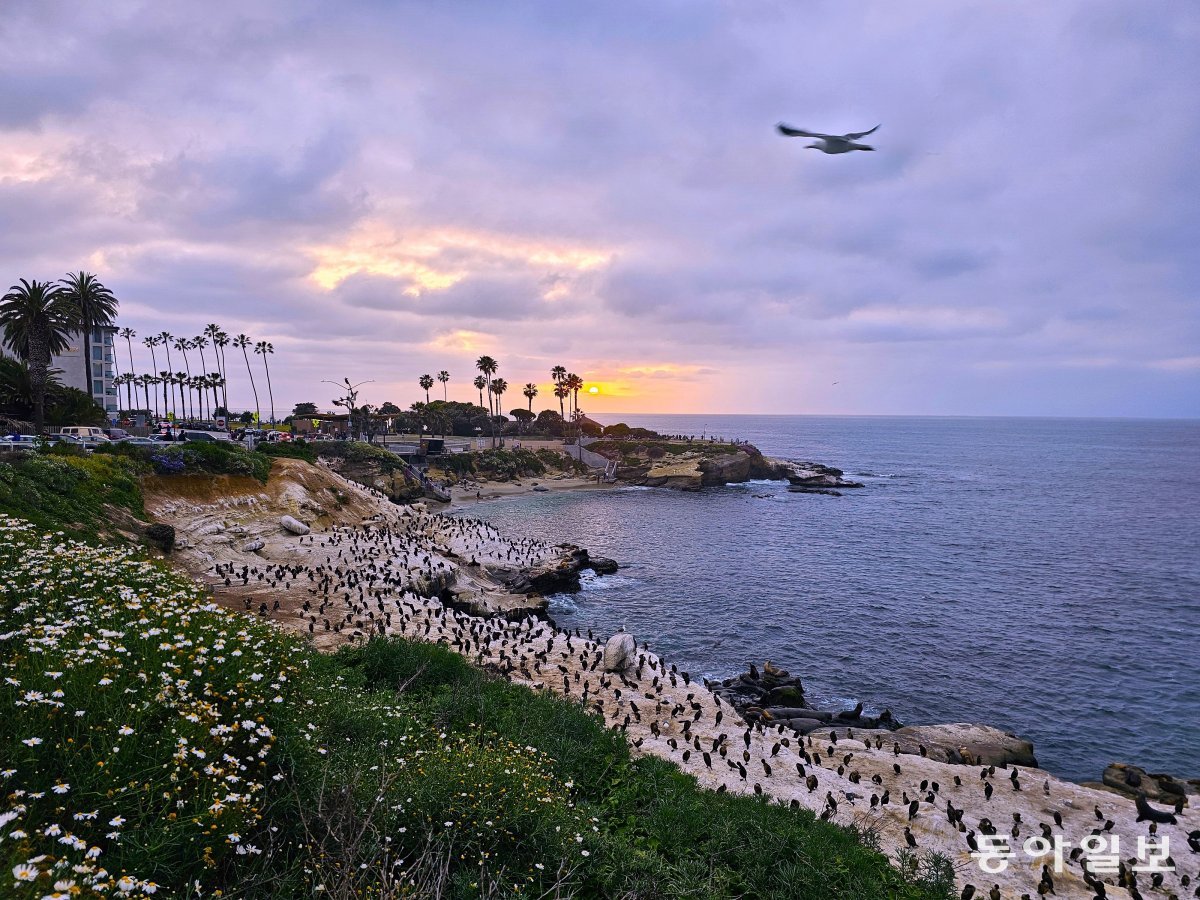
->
xmin=1135 ymin=792 xmax=1178 ymax=824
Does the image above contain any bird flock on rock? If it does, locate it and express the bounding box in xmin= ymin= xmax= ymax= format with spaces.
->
xmin=177 ymin=473 xmax=1199 ymax=900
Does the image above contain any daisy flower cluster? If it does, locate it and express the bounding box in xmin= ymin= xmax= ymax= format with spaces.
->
xmin=0 ymin=516 xmax=300 ymax=897
xmin=1 ymin=515 xmax=598 ymax=896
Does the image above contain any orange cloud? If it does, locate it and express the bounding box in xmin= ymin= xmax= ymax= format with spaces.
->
xmin=307 ymin=220 xmax=612 ymax=293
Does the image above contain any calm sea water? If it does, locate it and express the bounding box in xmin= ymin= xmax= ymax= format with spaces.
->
xmin=457 ymin=416 xmax=1200 ymax=782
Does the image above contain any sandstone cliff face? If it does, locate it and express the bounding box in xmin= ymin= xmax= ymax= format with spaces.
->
xmin=617 ymin=445 xmax=790 ymax=490
xmin=319 ymin=452 xmax=426 ymax=504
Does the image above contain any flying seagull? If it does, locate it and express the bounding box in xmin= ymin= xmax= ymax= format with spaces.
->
xmin=777 ymin=123 xmax=879 ymax=154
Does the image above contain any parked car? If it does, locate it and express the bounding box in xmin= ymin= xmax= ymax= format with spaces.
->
xmin=104 ymin=427 xmax=131 ymax=440
xmin=48 ymin=433 xmax=92 ymax=452
xmin=59 ymin=426 xmax=110 ymax=443
xmin=180 ymin=429 xmax=235 ymax=444
xmin=0 ymin=435 xmax=37 ymax=452
xmin=116 ymin=436 xmax=165 ymax=447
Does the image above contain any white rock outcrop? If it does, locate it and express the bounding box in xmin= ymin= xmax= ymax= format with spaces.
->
xmin=603 ymin=631 xmax=636 ymax=673
xmin=280 ymin=515 xmax=310 ymax=536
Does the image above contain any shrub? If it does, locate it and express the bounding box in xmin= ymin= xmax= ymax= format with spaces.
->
xmin=256 ymin=441 xmax=317 ymax=464
xmin=97 ymin=440 xmax=273 ymax=482
xmin=0 ymin=455 xmax=144 ymax=541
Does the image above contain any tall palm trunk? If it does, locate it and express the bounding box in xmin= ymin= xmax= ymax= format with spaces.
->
xmin=161 ymin=343 xmax=173 ymax=418
xmin=141 ymin=377 xmax=151 ymax=418
xmin=261 ymin=356 xmax=275 ymax=425
xmin=147 ymin=343 xmax=159 ymax=418
xmin=219 ymin=345 xmax=229 ymax=414
xmin=195 ymin=344 xmax=209 ymax=419
xmin=28 ymin=323 xmax=50 ymax=435
xmin=240 ymin=345 xmax=261 ymax=424
xmin=180 ymin=351 xmax=193 ymax=420
xmin=123 ymin=335 xmax=135 ymax=410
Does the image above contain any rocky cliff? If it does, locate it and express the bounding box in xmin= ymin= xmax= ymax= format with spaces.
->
xmin=603 ymin=440 xmax=860 ymax=492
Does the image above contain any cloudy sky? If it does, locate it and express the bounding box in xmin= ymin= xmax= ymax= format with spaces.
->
xmin=3 ymin=0 xmax=1198 ymax=418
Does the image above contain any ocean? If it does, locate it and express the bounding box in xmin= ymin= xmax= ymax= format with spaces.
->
xmin=456 ymin=415 xmax=1200 ymax=783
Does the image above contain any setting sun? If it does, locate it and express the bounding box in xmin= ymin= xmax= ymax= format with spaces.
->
xmin=588 ymin=386 xmax=599 ymax=394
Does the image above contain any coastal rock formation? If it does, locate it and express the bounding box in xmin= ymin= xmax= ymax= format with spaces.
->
xmin=137 ymin=465 xmax=1200 ymax=900
xmin=1097 ymin=762 xmax=1196 ymax=806
xmin=785 ymin=463 xmax=865 ymax=494
xmin=318 ymin=448 xmax=426 ymax=504
xmin=711 ymin=661 xmax=903 ymax=734
xmin=830 ymin=723 xmax=1039 ymax=768
xmin=587 ymin=555 xmax=619 ymax=575
xmin=602 ymin=631 xmax=637 ymax=673
xmin=140 ymin=458 xmax=607 ymax=622
xmin=596 ymin=437 xmax=864 ymax=493
xmin=280 ymin=514 xmax=310 ymax=535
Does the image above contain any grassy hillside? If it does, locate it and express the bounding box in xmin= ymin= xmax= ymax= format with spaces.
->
xmin=0 ymin=515 xmax=954 ymax=899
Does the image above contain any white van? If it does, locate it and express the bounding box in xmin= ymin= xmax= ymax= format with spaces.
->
xmin=58 ymin=426 xmax=110 ymax=442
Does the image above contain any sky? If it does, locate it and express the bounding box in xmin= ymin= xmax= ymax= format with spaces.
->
xmin=2 ymin=0 xmax=1198 ymax=418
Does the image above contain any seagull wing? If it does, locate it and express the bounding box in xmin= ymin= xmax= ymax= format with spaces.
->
xmin=844 ymin=124 xmax=880 ymax=140
xmin=777 ymin=123 xmax=829 ymax=139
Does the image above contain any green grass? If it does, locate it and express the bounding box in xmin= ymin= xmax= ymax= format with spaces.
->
xmin=593 ymin=439 xmax=746 ymax=465
xmin=0 ymin=453 xmax=145 ymax=542
xmin=0 ymin=515 xmax=954 ymax=899
xmin=95 ymin=439 xmax=273 ymax=482
xmin=255 ymin=441 xmax=318 ymax=464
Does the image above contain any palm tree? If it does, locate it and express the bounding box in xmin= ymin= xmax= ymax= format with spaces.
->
xmin=437 ymin=370 xmax=450 ymax=401
xmin=193 ymin=335 xmax=212 ymax=420
xmin=551 ymin=366 xmax=567 ymax=423
xmin=158 ymin=372 xmax=174 ymax=419
xmin=213 ymin=330 xmax=230 ymax=414
xmin=119 ymin=327 xmax=136 ymax=411
xmin=566 ymin=373 xmax=584 ymax=437
xmin=490 ymin=378 xmax=508 ymax=405
xmin=473 ymin=375 xmax=487 ymax=409
xmin=111 ymin=373 xmax=131 ymax=412
xmin=189 ymin=376 xmax=206 ymax=421
xmin=204 ymin=374 xmax=224 ymax=420
xmin=59 ymin=272 xmax=118 ymax=396
xmin=142 ymin=336 xmax=159 ymax=417
xmin=203 ymin=325 xmax=224 ymax=415
xmin=522 ymin=382 xmax=538 ymax=434
xmin=158 ymin=332 xmax=175 ymax=417
xmin=254 ymin=341 xmax=275 ymax=425
xmin=174 ymin=337 xmax=194 ymax=419
xmin=419 ymin=373 xmax=434 ymax=404
xmin=134 ymin=374 xmax=152 ymax=417
xmin=475 ymin=355 xmax=498 ymax=446
xmin=233 ymin=335 xmax=260 ymax=424
xmin=553 ymin=383 xmax=569 ymax=430
xmin=0 ymin=279 xmax=75 ymax=434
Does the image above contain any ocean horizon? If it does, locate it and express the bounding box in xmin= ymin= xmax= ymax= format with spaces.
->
xmin=462 ymin=413 xmax=1200 ymax=783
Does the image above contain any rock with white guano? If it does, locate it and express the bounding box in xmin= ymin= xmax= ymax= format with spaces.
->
xmin=241 ymin=538 xmax=265 ymax=552
xmin=603 ymin=631 xmax=637 ymax=673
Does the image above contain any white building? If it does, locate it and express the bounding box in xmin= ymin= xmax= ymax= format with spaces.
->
xmin=51 ymin=326 xmax=119 ymax=417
